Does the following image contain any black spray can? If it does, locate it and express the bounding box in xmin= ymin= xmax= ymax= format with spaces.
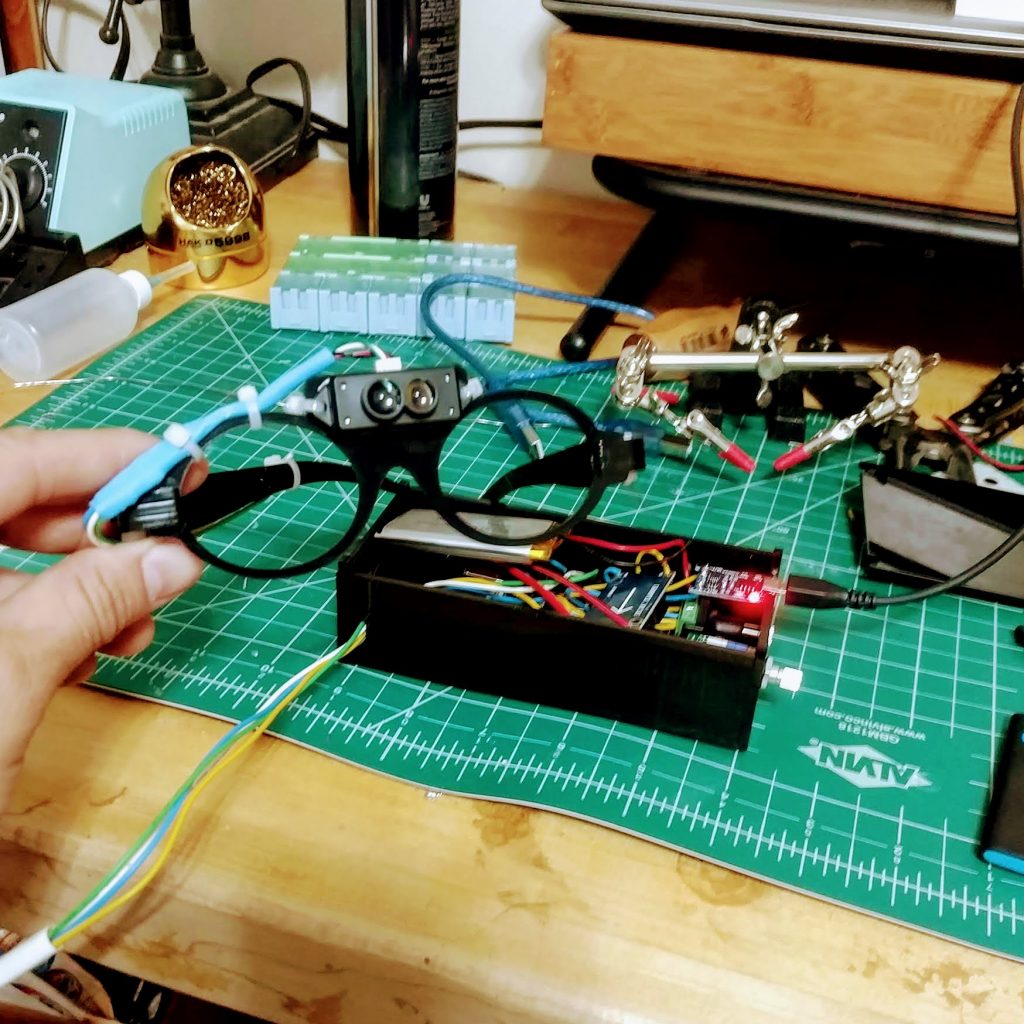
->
xmin=346 ymin=0 xmax=460 ymax=240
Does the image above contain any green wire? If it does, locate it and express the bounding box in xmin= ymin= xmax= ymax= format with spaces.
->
xmin=51 ymin=633 xmax=361 ymax=938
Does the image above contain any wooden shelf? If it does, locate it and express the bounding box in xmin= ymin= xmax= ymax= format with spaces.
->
xmin=544 ymin=30 xmax=1022 ymax=215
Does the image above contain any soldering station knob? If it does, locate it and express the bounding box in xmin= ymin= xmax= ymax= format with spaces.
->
xmin=6 ymin=155 xmax=46 ymax=211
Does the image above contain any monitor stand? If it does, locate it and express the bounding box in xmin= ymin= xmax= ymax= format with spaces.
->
xmin=560 ymin=155 xmax=1021 ymax=361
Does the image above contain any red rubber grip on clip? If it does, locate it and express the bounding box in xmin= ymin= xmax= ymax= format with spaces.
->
xmin=773 ymin=446 xmax=812 ymax=472
xmin=718 ymin=443 xmax=756 ymax=474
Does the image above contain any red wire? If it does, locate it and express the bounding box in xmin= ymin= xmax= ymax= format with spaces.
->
xmin=567 ymin=535 xmax=685 ymax=553
xmin=939 ymin=418 xmax=1024 ymax=473
xmin=530 ymin=564 xmax=631 ymax=628
xmin=506 ymin=567 xmax=571 ymax=616
xmin=567 ymin=534 xmax=691 ymax=578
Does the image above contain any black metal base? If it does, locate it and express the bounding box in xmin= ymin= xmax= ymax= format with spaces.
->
xmin=182 ymin=86 xmax=319 ymax=192
xmin=857 ymin=463 xmax=1024 ymax=606
xmin=562 ymin=156 xmax=1020 ymax=361
xmin=0 ymin=232 xmax=86 ymax=308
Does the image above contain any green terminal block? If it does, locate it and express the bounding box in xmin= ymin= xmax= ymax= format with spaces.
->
xmin=673 ymin=598 xmax=701 ymax=636
xmin=269 ymin=235 xmax=517 ymax=342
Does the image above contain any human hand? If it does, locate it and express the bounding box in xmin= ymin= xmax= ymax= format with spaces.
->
xmin=0 ymin=427 xmax=203 ymax=811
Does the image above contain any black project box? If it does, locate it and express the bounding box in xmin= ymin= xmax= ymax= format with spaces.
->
xmin=336 ymin=499 xmax=784 ymax=750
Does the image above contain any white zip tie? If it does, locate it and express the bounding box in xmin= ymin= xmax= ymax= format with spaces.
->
xmin=163 ymin=422 xmax=204 ymax=461
xmin=237 ymin=384 xmax=262 ymax=429
xmin=281 ymin=394 xmax=317 ymax=416
xmin=263 ymin=454 xmax=302 ymax=489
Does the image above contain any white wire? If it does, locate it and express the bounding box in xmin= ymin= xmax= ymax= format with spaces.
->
xmin=56 ymin=645 xmax=349 ymax=936
xmin=424 ymin=580 xmax=538 ymax=594
xmin=84 ymin=509 xmax=113 ymax=544
xmin=0 ymin=164 xmax=24 ymax=254
xmin=335 ymin=340 xmax=386 ymax=360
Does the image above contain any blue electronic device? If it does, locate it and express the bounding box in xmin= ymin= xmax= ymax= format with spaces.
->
xmin=0 ymin=69 xmax=190 ymax=253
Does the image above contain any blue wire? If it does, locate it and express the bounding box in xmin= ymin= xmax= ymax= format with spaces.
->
xmin=493 ymin=358 xmax=618 ymax=388
xmin=419 ymin=274 xmax=652 ymax=383
xmin=420 ymin=274 xmax=653 ymax=452
xmin=665 ymin=593 xmax=700 ymax=603
xmin=57 ymin=657 xmax=341 ymax=936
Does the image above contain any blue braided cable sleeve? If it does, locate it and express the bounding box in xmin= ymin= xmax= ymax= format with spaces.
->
xmin=419 ymin=274 xmax=653 ymax=385
xmin=86 ymin=347 xmax=338 ymax=522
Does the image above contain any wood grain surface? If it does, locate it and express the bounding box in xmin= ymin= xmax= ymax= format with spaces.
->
xmin=1 ymin=160 xmax=1022 ymax=1024
xmin=0 ymin=0 xmax=42 ymax=72
xmin=544 ymin=30 xmax=1023 ymax=216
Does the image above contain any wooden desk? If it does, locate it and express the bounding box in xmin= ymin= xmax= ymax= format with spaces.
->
xmin=1 ymin=161 xmax=1021 ymax=1024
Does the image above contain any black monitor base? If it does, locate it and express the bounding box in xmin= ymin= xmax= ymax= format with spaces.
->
xmin=139 ymin=0 xmax=318 ymax=191
xmin=562 ymin=156 xmax=1019 ymax=361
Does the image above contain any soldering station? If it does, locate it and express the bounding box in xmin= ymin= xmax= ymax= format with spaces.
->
xmin=2 ymin=0 xmax=1024 ymax=1016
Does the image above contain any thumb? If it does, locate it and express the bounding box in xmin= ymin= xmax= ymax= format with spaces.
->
xmin=5 ymin=539 xmax=202 ymax=683
xmin=0 ymin=540 xmax=201 ymax=809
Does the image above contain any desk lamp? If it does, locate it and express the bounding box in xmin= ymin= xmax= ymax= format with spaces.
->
xmin=103 ymin=0 xmax=318 ymax=187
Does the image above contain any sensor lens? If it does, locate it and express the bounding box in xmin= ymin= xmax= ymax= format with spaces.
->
xmin=405 ymin=378 xmax=437 ymax=416
xmin=362 ymin=379 xmax=404 ymax=421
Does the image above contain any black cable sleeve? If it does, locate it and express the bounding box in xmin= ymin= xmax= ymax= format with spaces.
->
xmin=245 ymin=57 xmax=313 ymax=159
xmin=855 ymin=521 xmax=1024 ymax=608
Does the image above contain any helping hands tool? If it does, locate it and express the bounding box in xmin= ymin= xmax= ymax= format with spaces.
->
xmin=613 ymin=334 xmax=757 ymax=472
xmin=774 ymin=345 xmax=939 ymax=471
xmin=615 ymin=333 xmax=939 ymax=472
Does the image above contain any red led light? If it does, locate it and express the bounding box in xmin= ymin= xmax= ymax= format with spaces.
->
xmin=747 ymin=591 xmax=762 ymax=604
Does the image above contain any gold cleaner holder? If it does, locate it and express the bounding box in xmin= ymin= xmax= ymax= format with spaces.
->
xmin=142 ymin=144 xmax=268 ymax=289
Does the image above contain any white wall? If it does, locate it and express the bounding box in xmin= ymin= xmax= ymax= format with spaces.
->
xmin=41 ymin=0 xmax=604 ymax=196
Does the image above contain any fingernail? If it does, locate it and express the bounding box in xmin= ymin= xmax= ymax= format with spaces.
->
xmin=142 ymin=543 xmax=201 ymax=605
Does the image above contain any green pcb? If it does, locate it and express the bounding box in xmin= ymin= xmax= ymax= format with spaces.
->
xmin=3 ymin=296 xmax=1023 ymax=960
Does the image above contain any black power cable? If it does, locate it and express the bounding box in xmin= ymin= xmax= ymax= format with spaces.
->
xmin=245 ymin=57 xmax=314 ymax=159
xmin=787 ymin=519 xmax=1024 ymax=609
xmin=458 ymin=119 xmax=542 ymax=131
xmin=787 ymin=81 xmax=1024 ymax=611
xmin=39 ymin=3 xmax=543 ymax=145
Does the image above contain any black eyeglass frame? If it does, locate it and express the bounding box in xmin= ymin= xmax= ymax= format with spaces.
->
xmin=118 ymin=388 xmax=644 ymax=579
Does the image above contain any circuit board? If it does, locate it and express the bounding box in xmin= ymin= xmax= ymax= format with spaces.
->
xmin=2 ymin=296 xmax=1023 ymax=961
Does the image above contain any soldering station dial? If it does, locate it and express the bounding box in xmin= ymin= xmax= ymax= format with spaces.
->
xmin=1 ymin=147 xmax=53 ymax=211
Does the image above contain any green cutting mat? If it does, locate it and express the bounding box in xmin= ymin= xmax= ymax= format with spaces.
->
xmin=3 ymin=296 xmax=1024 ymax=960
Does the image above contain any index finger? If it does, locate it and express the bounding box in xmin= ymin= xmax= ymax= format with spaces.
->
xmin=0 ymin=427 xmax=156 ymax=524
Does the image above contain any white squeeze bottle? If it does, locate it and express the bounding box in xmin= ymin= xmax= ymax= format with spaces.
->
xmin=0 ymin=262 xmax=192 ymax=383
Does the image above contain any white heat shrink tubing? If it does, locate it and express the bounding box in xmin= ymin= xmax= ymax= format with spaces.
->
xmin=0 ymin=928 xmax=57 ymax=989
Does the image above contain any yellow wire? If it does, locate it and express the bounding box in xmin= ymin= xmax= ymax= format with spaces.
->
xmin=634 ymin=549 xmax=672 ymax=576
xmin=58 ymin=726 xmax=264 ymax=945
xmin=666 ymin=574 xmax=699 ymax=593
xmin=515 ymin=592 xmax=543 ymax=610
xmin=56 ymin=634 xmax=366 ymax=946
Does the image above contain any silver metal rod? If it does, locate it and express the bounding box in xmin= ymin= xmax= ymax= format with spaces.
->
xmin=645 ymin=350 xmax=890 ymax=380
